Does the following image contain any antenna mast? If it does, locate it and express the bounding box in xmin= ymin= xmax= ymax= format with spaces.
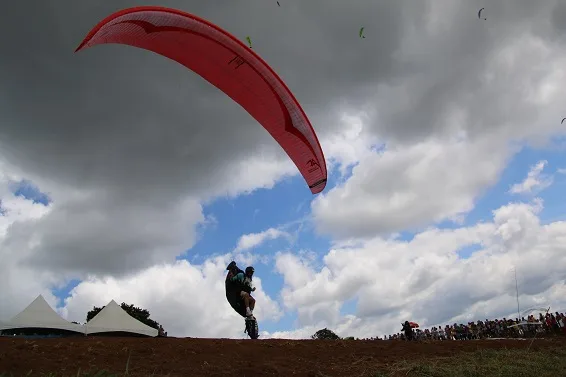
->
xmin=514 ymin=267 xmax=520 ymax=318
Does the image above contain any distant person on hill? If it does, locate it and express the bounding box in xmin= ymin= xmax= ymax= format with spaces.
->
xmin=401 ymin=321 xmax=413 ymax=341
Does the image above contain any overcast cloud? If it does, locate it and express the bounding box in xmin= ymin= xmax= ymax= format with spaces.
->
xmin=1 ymin=0 xmax=566 ymax=338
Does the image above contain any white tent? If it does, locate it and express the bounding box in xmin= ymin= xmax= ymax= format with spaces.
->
xmin=0 ymin=295 xmax=84 ymax=333
xmin=85 ymin=300 xmax=158 ymax=337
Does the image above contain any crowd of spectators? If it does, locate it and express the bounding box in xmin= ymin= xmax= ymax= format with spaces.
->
xmin=364 ymin=311 xmax=566 ymax=341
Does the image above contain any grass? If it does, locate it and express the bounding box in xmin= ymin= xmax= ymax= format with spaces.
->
xmin=372 ymin=347 xmax=566 ymax=377
xmin=1 ymin=344 xmax=565 ymax=376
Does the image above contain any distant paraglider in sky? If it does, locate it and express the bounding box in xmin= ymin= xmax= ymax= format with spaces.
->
xmin=359 ymin=27 xmax=365 ymax=39
xmin=277 ymin=1 xmax=280 ymax=6
xmin=478 ymin=7 xmax=486 ymax=20
xmin=75 ymin=6 xmax=327 ymax=194
xmin=246 ymin=36 xmax=252 ymax=48
xmin=562 ymin=117 xmax=566 ymax=124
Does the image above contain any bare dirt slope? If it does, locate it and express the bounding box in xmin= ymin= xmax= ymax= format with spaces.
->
xmin=1 ymin=336 xmax=565 ymax=376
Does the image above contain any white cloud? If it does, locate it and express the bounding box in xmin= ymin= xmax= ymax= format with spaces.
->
xmin=7 ymin=192 xmax=206 ymax=277
xmin=234 ymin=227 xmax=291 ymax=252
xmin=232 ymin=227 xmax=294 ymax=267
xmin=557 ymin=168 xmax=566 ymax=174
xmin=0 ymin=168 xmax=63 ymax=320
xmin=276 ymin=199 xmax=566 ymax=337
xmin=509 ymin=160 xmax=553 ymax=195
xmin=213 ymin=150 xmax=299 ymax=199
xmin=318 ymin=112 xmax=379 ymax=178
xmin=312 ymin=136 xmax=510 ymax=239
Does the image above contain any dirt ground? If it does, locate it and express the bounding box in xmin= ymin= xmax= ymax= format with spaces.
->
xmin=1 ymin=336 xmax=565 ymax=377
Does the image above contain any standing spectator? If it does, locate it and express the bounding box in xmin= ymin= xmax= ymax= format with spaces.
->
xmin=445 ymin=325 xmax=452 ymax=340
xmin=550 ymin=314 xmax=560 ymax=334
xmin=401 ymin=321 xmax=414 ymax=341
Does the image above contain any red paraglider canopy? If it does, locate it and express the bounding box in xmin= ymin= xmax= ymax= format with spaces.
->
xmin=409 ymin=322 xmax=419 ymax=328
xmin=75 ymin=6 xmax=327 ymax=194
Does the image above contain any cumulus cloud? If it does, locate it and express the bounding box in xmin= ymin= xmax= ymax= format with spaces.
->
xmin=509 ymin=160 xmax=553 ymax=195
xmin=276 ymin=199 xmax=566 ymax=337
xmin=310 ymin=0 xmax=566 ymax=240
xmin=234 ymin=228 xmax=291 ymax=253
xmin=319 ymin=112 xmax=379 ymax=178
xmin=312 ymin=136 xmax=510 ymax=238
xmin=0 ymin=166 xmax=61 ymax=319
xmin=365 ymin=1 xmax=566 ymax=145
xmin=231 ymin=227 xmax=295 ymax=267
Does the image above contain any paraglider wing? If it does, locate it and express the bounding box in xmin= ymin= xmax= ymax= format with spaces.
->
xmin=359 ymin=27 xmax=365 ymax=38
xmin=508 ymin=321 xmax=543 ymax=328
xmin=409 ymin=322 xmax=419 ymax=328
xmin=521 ymin=306 xmax=550 ymax=317
xmin=75 ymin=6 xmax=327 ymax=194
xmin=478 ymin=8 xmax=486 ymax=20
xmin=561 ymin=117 xmax=565 ymax=124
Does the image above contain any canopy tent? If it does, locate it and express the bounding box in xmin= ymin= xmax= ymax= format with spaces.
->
xmin=85 ymin=300 xmax=158 ymax=337
xmin=0 ymin=295 xmax=84 ymax=333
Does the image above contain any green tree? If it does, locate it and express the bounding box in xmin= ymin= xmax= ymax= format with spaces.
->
xmin=86 ymin=302 xmax=162 ymax=331
xmin=311 ymin=328 xmax=340 ymax=340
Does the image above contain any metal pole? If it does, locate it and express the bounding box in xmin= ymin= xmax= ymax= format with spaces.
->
xmin=514 ymin=267 xmax=520 ymax=318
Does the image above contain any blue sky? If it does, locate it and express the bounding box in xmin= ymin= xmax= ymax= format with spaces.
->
xmin=432 ymin=145 xmax=565 ymax=261
xmin=208 ymin=142 xmax=562 ymax=330
xmin=13 ymin=140 xmax=555 ymax=332
xmin=10 ymin=179 xmax=51 ymax=206
xmin=9 ymin=165 xmax=337 ymax=331
xmin=6 ymin=137 xmax=563 ymax=334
